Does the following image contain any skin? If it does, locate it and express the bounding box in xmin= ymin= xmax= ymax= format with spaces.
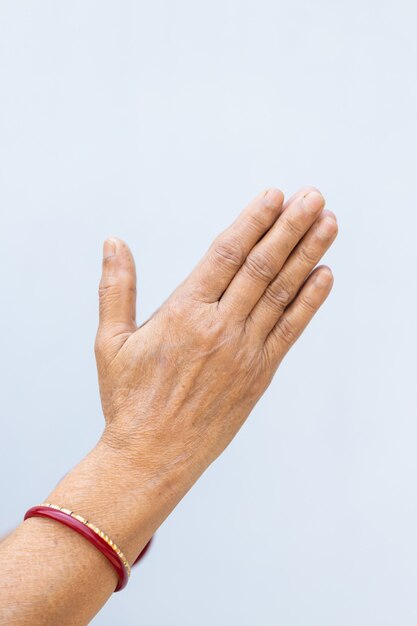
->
xmin=0 ymin=187 xmax=337 ymax=625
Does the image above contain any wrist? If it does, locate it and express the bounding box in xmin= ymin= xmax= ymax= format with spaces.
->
xmin=100 ymin=421 xmax=207 ymax=498
xmin=46 ymin=432 xmax=196 ymax=564
xmin=47 ymin=440 xmax=152 ymax=563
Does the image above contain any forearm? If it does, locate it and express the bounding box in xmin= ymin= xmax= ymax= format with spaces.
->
xmin=0 ymin=187 xmax=336 ymax=624
xmin=0 ymin=436 xmax=193 ymax=625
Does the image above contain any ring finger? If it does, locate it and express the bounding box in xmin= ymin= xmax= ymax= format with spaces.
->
xmin=248 ymin=209 xmax=338 ymax=338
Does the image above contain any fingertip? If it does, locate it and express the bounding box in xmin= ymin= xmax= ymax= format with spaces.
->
xmin=263 ymin=187 xmax=285 ymax=209
xmin=98 ymin=236 xmax=137 ymax=331
xmin=301 ymin=185 xmax=322 ymax=197
xmin=302 ymin=190 xmax=325 ymax=213
xmin=103 ymin=237 xmax=119 ymax=260
xmin=316 ymin=211 xmax=338 ymax=240
xmin=101 ymin=238 xmax=136 ymax=293
xmin=320 ymin=209 xmax=337 ymax=223
xmin=313 ymin=265 xmax=334 ymax=288
xmin=283 ymin=186 xmax=321 ymax=209
xmin=102 ymin=237 xmax=135 ymax=265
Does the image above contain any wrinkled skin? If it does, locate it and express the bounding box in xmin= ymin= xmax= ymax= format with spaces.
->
xmin=0 ymin=187 xmax=338 ymax=626
xmin=95 ymin=187 xmax=338 ymax=482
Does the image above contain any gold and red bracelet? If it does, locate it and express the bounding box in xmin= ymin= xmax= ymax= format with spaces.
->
xmin=24 ymin=503 xmax=132 ymax=591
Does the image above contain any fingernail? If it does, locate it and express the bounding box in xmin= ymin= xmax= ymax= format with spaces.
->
xmin=314 ymin=268 xmax=333 ymax=288
xmin=321 ymin=209 xmax=337 ymax=223
xmin=103 ymin=238 xmax=117 ymax=259
xmin=263 ymin=188 xmax=284 ymax=209
xmin=302 ymin=191 xmax=325 ymax=213
xmin=317 ymin=215 xmax=338 ymax=239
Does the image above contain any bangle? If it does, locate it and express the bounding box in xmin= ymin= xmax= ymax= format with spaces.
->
xmin=24 ymin=503 xmax=131 ymax=592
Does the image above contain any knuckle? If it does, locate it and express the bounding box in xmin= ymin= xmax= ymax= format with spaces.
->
xmin=166 ymin=295 xmax=189 ymax=321
xmin=98 ymin=286 xmax=119 ymax=312
xmin=98 ymin=276 xmax=118 ymax=298
xmin=246 ymin=211 xmax=270 ymax=233
xmin=297 ymin=244 xmax=317 ymax=266
xmin=280 ymin=215 xmax=303 ymax=239
xmin=166 ymin=297 xmax=225 ymax=348
xmin=299 ymin=293 xmax=317 ymax=314
xmin=211 ymin=238 xmax=245 ymax=269
xmin=98 ymin=277 xmax=136 ymax=303
xmin=263 ymin=279 xmax=292 ymax=312
xmin=200 ymin=317 xmax=225 ymax=346
xmin=276 ymin=317 xmax=298 ymax=344
xmin=244 ymin=249 xmax=276 ymax=283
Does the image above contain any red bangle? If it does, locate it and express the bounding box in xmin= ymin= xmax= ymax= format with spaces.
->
xmin=24 ymin=504 xmax=131 ymax=592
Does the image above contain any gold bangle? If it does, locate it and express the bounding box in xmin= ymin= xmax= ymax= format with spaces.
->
xmin=40 ymin=503 xmax=132 ymax=577
xmin=24 ymin=502 xmax=131 ymax=591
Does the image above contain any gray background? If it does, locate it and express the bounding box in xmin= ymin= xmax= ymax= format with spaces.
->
xmin=0 ymin=1 xmax=416 ymax=625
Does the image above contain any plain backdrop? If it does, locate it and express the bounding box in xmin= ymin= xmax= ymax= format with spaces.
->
xmin=1 ymin=1 xmax=417 ymax=625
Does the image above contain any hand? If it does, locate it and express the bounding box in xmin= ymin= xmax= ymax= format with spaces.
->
xmin=95 ymin=188 xmax=337 ymax=487
xmin=0 ymin=189 xmax=338 ymax=626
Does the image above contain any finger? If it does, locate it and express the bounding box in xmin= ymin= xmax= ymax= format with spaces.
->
xmin=283 ymin=186 xmax=320 ymax=210
xmin=185 ymin=188 xmax=284 ymax=302
xmin=249 ymin=210 xmax=338 ymax=337
xmin=98 ymin=237 xmax=137 ymax=336
xmin=219 ymin=190 xmax=325 ymax=319
xmin=264 ymin=265 xmax=334 ymax=367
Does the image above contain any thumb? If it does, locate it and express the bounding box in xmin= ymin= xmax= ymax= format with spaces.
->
xmin=98 ymin=237 xmax=137 ymax=339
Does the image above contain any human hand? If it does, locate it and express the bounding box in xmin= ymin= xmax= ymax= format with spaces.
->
xmin=95 ymin=188 xmax=337 ymax=487
xmin=0 ymin=188 xmax=338 ymax=626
